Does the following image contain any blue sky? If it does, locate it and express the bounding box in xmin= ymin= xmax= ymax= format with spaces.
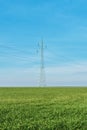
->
xmin=0 ymin=0 xmax=87 ymax=86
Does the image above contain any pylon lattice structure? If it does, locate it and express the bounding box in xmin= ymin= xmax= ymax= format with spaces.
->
xmin=39 ymin=40 xmax=46 ymax=87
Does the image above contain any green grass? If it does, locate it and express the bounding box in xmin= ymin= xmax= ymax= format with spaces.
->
xmin=0 ymin=87 xmax=87 ymax=130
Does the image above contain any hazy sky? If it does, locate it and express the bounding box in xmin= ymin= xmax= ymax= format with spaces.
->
xmin=0 ymin=0 xmax=87 ymax=86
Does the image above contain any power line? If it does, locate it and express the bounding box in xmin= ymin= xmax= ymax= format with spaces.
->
xmin=0 ymin=43 xmax=35 ymax=61
xmin=0 ymin=44 xmax=33 ymax=54
xmin=47 ymin=47 xmax=77 ymax=63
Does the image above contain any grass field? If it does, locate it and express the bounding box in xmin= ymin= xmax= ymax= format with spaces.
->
xmin=0 ymin=87 xmax=87 ymax=130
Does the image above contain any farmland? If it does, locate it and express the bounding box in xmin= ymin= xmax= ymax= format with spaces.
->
xmin=0 ymin=87 xmax=87 ymax=130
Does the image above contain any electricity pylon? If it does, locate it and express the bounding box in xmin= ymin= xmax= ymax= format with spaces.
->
xmin=39 ymin=40 xmax=46 ymax=87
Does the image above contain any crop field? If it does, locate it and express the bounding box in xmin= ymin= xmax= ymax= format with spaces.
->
xmin=0 ymin=87 xmax=87 ymax=130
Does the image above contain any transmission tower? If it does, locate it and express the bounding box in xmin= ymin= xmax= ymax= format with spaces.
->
xmin=39 ymin=40 xmax=46 ymax=87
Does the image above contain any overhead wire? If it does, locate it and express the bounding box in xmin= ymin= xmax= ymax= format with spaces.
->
xmin=46 ymin=46 xmax=83 ymax=66
xmin=0 ymin=43 xmax=85 ymax=65
xmin=0 ymin=44 xmax=34 ymax=61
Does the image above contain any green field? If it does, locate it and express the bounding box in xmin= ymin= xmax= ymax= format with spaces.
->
xmin=0 ymin=87 xmax=87 ymax=130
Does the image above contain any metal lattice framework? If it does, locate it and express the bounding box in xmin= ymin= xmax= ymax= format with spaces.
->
xmin=39 ymin=40 xmax=46 ymax=87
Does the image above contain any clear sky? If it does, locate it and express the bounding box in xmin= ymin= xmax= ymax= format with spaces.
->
xmin=0 ymin=0 xmax=87 ymax=86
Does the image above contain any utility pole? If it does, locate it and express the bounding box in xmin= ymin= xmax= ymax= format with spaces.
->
xmin=39 ymin=40 xmax=46 ymax=87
